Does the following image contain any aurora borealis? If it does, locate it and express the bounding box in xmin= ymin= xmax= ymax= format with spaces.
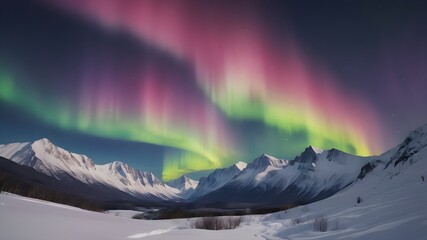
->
xmin=1 ymin=1 xmax=426 ymax=180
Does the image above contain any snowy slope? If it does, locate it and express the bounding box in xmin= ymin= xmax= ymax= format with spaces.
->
xmin=167 ymin=175 xmax=199 ymax=198
xmin=190 ymin=161 xmax=247 ymax=199
xmin=0 ymin=193 xmax=262 ymax=240
xmin=258 ymin=124 xmax=427 ymax=239
xmin=0 ymin=138 xmax=179 ymax=201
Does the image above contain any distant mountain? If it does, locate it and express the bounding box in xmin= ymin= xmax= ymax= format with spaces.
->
xmin=0 ymin=156 xmax=131 ymax=210
xmin=166 ymin=175 xmax=198 ymax=198
xmin=192 ymin=125 xmax=427 ymax=208
xmin=189 ymin=161 xmax=247 ymax=199
xmin=193 ymin=146 xmax=374 ymax=208
xmin=0 ymin=138 xmax=180 ymax=202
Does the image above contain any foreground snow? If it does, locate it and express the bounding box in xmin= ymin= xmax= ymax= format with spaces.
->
xmin=0 ymin=194 xmax=261 ymax=240
xmin=259 ymin=161 xmax=427 ymax=239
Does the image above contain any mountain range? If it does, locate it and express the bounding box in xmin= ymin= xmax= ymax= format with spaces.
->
xmin=1 ymin=124 xmax=426 ymax=209
xmin=0 ymin=138 xmax=178 ymax=204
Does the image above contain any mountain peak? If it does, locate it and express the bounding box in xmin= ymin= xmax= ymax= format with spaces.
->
xmin=109 ymin=161 xmax=129 ymax=173
xmin=30 ymin=138 xmax=94 ymax=167
xmin=387 ymin=123 xmax=427 ymax=167
xmin=407 ymin=124 xmax=427 ymax=142
xmin=293 ymin=146 xmax=322 ymax=165
xmin=247 ymin=153 xmax=286 ymax=170
xmin=32 ymin=138 xmax=54 ymax=148
xmin=182 ymin=175 xmax=198 ymax=184
xmin=190 ymin=161 xmax=247 ymax=199
xmin=169 ymin=175 xmax=192 ymax=183
xmin=234 ymin=161 xmax=247 ymax=170
xmin=309 ymin=145 xmax=323 ymax=154
xmin=111 ymin=160 xmax=126 ymax=168
xmin=35 ymin=137 xmax=51 ymax=143
xmin=167 ymin=175 xmax=198 ymax=192
xmin=416 ymin=123 xmax=427 ymax=132
xmin=261 ymin=153 xmax=274 ymax=158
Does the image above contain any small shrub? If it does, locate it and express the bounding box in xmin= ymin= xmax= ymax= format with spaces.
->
xmin=301 ymin=205 xmax=310 ymax=213
xmin=292 ymin=217 xmax=304 ymax=225
xmin=313 ymin=216 xmax=328 ymax=232
xmin=132 ymin=213 xmax=145 ymax=219
xmin=357 ymin=196 xmax=362 ymax=204
xmin=191 ymin=216 xmax=242 ymax=230
xmin=422 ymin=176 xmax=425 ymax=182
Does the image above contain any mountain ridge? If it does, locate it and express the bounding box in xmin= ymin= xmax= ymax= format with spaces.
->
xmin=1 ymin=123 xmax=426 ymax=209
xmin=0 ymin=138 xmax=179 ymax=201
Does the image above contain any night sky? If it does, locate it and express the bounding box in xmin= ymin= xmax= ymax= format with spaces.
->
xmin=0 ymin=0 xmax=426 ymax=180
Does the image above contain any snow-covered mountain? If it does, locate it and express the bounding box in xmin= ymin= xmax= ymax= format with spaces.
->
xmin=189 ymin=161 xmax=247 ymax=199
xmin=195 ymin=146 xmax=374 ymax=207
xmin=257 ymin=125 xmax=427 ymax=239
xmin=193 ymin=124 xmax=427 ymax=208
xmin=0 ymin=138 xmax=384 ymax=207
xmin=166 ymin=175 xmax=198 ymax=198
xmin=384 ymin=124 xmax=427 ymax=168
xmin=2 ymin=123 xmax=427 ymax=210
xmin=0 ymin=138 xmax=180 ymax=201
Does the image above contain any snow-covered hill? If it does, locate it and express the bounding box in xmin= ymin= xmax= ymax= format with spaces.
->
xmin=0 ymin=138 xmax=179 ymax=201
